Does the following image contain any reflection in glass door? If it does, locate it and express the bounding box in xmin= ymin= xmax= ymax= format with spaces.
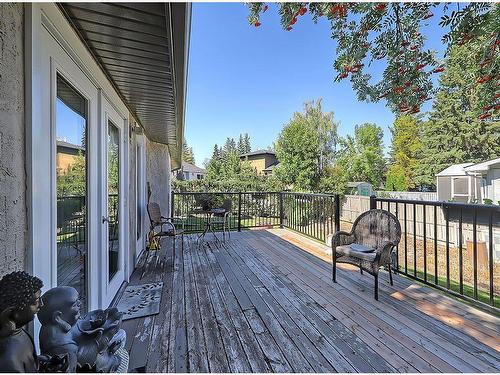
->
xmin=107 ymin=121 xmax=120 ymax=280
xmin=56 ymin=74 xmax=88 ymax=311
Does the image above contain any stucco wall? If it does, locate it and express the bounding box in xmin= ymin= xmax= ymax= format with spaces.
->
xmin=146 ymin=139 xmax=171 ymax=217
xmin=0 ymin=3 xmax=26 ymax=277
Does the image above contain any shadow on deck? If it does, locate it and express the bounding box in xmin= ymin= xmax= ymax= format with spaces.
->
xmin=119 ymin=229 xmax=499 ymax=373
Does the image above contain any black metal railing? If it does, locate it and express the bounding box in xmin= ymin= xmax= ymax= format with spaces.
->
xmin=371 ymin=196 xmax=499 ymax=311
xmin=171 ymin=192 xmax=283 ymax=233
xmin=282 ymin=192 xmax=340 ymax=242
xmin=172 ymin=191 xmax=499 ymax=311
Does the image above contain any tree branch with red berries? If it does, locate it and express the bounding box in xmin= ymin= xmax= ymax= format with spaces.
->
xmin=247 ymin=2 xmax=499 ymax=120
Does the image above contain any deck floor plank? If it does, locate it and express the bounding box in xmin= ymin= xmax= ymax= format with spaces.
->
xmin=120 ymin=229 xmax=499 ymax=373
xmin=226 ymin=239 xmax=392 ymax=373
xmin=250 ymin=231 xmax=498 ymax=372
xmin=250 ymin=232 xmax=489 ymax=372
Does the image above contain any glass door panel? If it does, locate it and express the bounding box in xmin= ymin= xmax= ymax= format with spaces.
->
xmin=56 ymin=74 xmax=88 ymax=311
xmin=107 ymin=121 xmax=120 ymax=280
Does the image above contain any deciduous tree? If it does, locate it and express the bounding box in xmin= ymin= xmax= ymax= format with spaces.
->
xmin=247 ymin=3 xmax=499 ymax=118
xmin=337 ymin=123 xmax=386 ymax=188
xmin=274 ymin=100 xmax=338 ymax=191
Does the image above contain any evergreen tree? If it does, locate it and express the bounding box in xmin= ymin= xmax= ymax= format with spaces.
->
xmin=182 ymin=138 xmax=195 ymax=164
xmin=385 ymin=115 xmax=422 ymax=191
xmin=243 ymin=133 xmax=251 ymax=153
xmin=416 ymin=40 xmax=500 ymax=188
xmin=237 ymin=134 xmax=245 ymax=154
xmin=337 ymin=123 xmax=386 ymax=188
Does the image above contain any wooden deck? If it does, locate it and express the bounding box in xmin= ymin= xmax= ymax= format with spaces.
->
xmin=121 ymin=229 xmax=499 ymax=373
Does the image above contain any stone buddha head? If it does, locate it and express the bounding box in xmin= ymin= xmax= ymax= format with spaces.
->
xmin=38 ymin=286 xmax=81 ymax=333
xmin=0 ymin=271 xmax=43 ymax=337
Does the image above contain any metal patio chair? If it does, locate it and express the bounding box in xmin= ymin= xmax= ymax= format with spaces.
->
xmin=210 ymin=198 xmax=232 ymax=241
xmin=141 ymin=202 xmax=185 ymax=278
xmin=331 ymin=209 xmax=401 ymax=300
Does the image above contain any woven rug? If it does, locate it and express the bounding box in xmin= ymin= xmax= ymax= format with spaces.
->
xmin=116 ymin=282 xmax=163 ymax=320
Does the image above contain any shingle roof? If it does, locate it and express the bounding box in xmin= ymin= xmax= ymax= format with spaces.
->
xmin=436 ymin=163 xmax=474 ymax=177
xmin=240 ymin=149 xmax=276 ymax=158
xmin=182 ymin=161 xmax=206 ymax=174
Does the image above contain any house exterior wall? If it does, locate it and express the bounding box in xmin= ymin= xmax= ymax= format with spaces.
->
xmin=485 ymin=167 xmax=500 ymax=203
xmin=244 ymin=154 xmax=278 ymax=175
xmin=0 ymin=3 xmax=26 ymax=277
xmin=146 ymin=139 xmax=171 ymax=216
xmin=437 ymin=176 xmax=451 ymax=202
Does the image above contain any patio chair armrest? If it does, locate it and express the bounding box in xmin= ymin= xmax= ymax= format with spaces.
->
xmin=374 ymin=241 xmax=398 ymax=264
xmin=331 ymin=230 xmax=355 ymax=248
xmin=162 ymin=216 xmax=185 ymax=230
xmin=160 ymin=220 xmax=176 ymax=233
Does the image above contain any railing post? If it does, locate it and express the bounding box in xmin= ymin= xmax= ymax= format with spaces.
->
xmin=170 ymin=190 xmax=175 ymax=217
xmin=279 ymin=192 xmax=284 ymax=228
xmin=238 ymin=192 xmax=242 ymax=232
xmin=370 ymin=195 xmax=377 ymax=210
xmin=334 ymin=194 xmax=341 ymax=233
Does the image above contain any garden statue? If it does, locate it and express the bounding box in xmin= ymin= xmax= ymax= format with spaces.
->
xmin=38 ymin=286 xmax=128 ymax=373
xmin=0 ymin=271 xmax=43 ymax=372
xmin=38 ymin=287 xmax=81 ymax=372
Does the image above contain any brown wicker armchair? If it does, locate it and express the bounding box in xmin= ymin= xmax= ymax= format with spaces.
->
xmin=331 ymin=209 xmax=401 ymax=300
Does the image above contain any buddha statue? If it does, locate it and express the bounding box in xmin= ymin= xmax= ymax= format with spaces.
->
xmin=0 ymin=271 xmax=43 ymax=372
xmin=38 ymin=286 xmax=128 ymax=373
xmin=38 ymin=286 xmax=81 ymax=372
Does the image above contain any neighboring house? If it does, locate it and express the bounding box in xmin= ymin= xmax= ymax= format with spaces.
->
xmin=346 ymin=182 xmax=373 ymax=196
xmin=56 ymin=140 xmax=85 ymax=174
xmin=175 ymin=161 xmax=206 ymax=180
xmin=240 ymin=149 xmax=279 ymax=175
xmin=0 ymin=1 xmax=190 ymax=327
xmin=436 ymin=158 xmax=500 ymax=203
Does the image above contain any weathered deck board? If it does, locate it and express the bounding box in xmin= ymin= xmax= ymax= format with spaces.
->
xmin=246 ymin=232 xmax=492 ymax=372
xmin=122 ymin=229 xmax=500 ymax=373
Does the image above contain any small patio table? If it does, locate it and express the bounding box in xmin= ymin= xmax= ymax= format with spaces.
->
xmin=194 ymin=208 xmax=227 ymax=246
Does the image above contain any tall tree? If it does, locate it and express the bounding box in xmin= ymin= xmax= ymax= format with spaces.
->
xmin=274 ymin=100 xmax=338 ymax=191
xmin=385 ymin=115 xmax=422 ymax=191
xmin=182 ymin=138 xmax=195 ymax=164
xmin=247 ymin=3 xmax=499 ymax=117
xmin=337 ymin=123 xmax=386 ymax=188
xmin=416 ymin=39 xmax=500 ymax=188
xmin=243 ymin=133 xmax=251 ymax=153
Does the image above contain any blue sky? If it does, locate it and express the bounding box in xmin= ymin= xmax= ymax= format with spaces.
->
xmin=185 ymin=3 xmax=447 ymax=166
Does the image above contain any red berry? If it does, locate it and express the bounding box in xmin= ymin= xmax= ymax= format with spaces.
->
xmin=286 ymin=26 xmax=292 ymax=31
xmin=416 ymin=63 xmax=426 ymax=70
xmin=299 ymin=7 xmax=307 ymax=16
xmin=410 ymin=45 xmax=417 ymax=50
xmin=339 ymin=72 xmax=349 ymax=79
xmin=479 ymin=113 xmax=492 ymax=120
xmin=254 ymin=21 xmax=261 ymax=27
xmin=290 ymin=17 xmax=297 ymax=25
xmin=432 ymin=67 xmax=444 ymax=73
xmin=375 ymin=3 xmax=387 ymax=11
xmin=423 ymin=11 xmax=433 ymax=19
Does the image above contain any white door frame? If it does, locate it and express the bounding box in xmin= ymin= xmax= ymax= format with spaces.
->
xmin=33 ymin=26 xmax=100 ymax=311
xmin=100 ymin=96 xmax=128 ymax=307
xmin=135 ymin=133 xmax=147 ymax=263
xmin=26 ymin=4 xmax=131 ymax=314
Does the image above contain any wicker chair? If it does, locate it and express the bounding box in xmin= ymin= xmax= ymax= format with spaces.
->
xmin=331 ymin=209 xmax=401 ymax=300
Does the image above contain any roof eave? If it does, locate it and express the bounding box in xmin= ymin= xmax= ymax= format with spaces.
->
xmin=169 ymin=3 xmax=191 ymax=171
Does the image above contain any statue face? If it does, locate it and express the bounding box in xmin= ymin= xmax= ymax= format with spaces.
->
xmin=61 ymin=289 xmax=81 ymax=327
xmin=14 ymin=290 xmax=42 ymax=328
